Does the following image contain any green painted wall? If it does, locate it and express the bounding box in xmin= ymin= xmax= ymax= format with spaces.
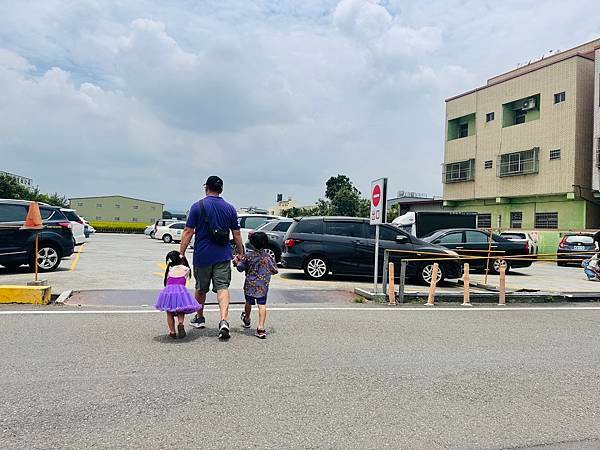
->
xmin=502 ymin=94 xmax=540 ymax=127
xmin=69 ymin=196 xmax=164 ymax=225
xmin=446 ymin=195 xmax=589 ymax=256
xmin=447 ymin=113 xmax=476 ymax=140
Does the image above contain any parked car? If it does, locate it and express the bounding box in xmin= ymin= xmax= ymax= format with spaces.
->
xmin=144 ymin=225 xmax=154 ymax=236
xmin=81 ymin=218 xmax=95 ymax=238
xmin=245 ymin=218 xmax=293 ymax=262
xmin=152 ymin=219 xmax=178 ymax=239
xmin=500 ymin=231 xmax=537 ymax=255
xmin=422 ymin=228 xmax=533 ymax=274
xmin=238 ymin=214 xmax=281 ymax=243
xmin=60 ymin=208 xmax=86 ymax=245
xmin=281 ymin=216 xmax=462 ymax=284
xmin=556 ymin=233 xmax=595 ymax=266
xmin=154 ymin=221 xmax=186 ymax=243
xmin=0 ymin=199 xmax=75 ymax=272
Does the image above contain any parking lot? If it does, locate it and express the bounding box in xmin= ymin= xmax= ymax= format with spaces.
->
xmin=0 ymin=233 xmax=599 ymax=303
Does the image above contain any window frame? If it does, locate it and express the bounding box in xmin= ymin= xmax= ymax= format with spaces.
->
xmin=477 ymin=214 xmax=492 ymax=228
xmin=325 ymin=221 xmax=366 ymax=238
xmin=554 ymin=92 xmax=566 ymax=104
xmin=486 ymin=112 xmax=495 ymax=122
xmin=484 ymin=160 xmax=493 ymax=170
xmin=534 ymin=212 xmax=558 ymax=229
xmin=443 ymin=159 xmax=475 ymax=183
xmin=510 ymin=212 xmax=523 ymax=229
xmin=498 ymin=148 xmax=539 ymax=177
xmin=549 ymin=149 xmax=561 ymax=160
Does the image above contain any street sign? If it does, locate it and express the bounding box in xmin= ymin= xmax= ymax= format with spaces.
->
xmin=370 ymin=178 xmax=387 ymax=225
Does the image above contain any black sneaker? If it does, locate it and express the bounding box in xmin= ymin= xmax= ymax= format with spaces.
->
xmin=240 ymin=312 xmax=251 ymax=328
xmin=190 ymin=315 xmax=205 ymax=329
xmin=218 ymin=320 xmax=230 ymax=340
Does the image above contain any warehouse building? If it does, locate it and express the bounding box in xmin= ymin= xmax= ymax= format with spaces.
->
xmin=69 ymin=195 xmax=164 ymax=225
xmin=443 ymin=38 xmax=600 ymax=231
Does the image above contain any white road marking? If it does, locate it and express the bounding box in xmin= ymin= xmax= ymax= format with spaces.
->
xmin=0 ymin=306 xmax=600 ymax=315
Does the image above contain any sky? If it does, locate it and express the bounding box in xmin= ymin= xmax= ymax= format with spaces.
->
xmin=1 ymin=0 xmax=599 ymax=212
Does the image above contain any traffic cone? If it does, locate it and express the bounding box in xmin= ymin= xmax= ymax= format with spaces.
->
xmin=22 ymin=201 xmax=43 ymax=230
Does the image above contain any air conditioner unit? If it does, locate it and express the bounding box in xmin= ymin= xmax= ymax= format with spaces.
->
xmin=522 ymin=98 xmax=536 ymax=110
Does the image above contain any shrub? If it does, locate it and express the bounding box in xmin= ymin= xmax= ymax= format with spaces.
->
xmin=90 ymin=221 xmax=148 ymax=234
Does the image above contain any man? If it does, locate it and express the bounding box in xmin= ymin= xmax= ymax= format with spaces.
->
xmin=179 ymin=176 xmax=244 ymax=339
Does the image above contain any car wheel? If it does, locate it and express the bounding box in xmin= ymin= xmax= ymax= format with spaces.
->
xmin=33 ymin=244 xmax=61 ymax=272
xmin=304 ymin=256 xmax=329 ymax=280
xmin=418 ymin=263 xmax=444 ymax=285
xmin=163 ymin=234 xmax=173 ymax=244
xmin=491 ymin=258 xmax=510 ymax=274
xmin=265 ymin=247 xmax=279 ymax=262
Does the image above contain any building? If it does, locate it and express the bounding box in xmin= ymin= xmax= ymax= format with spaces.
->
xmin=1 ymin=171 xmax=32 ymax=187
xmin=387 ymin=191 xmax=443 ymax=216
xmin=69 ymin=195 xmax=164 ymax=224
xmin=443 ymin=38 xmax=600 ymax=231
xmin=268 ymin=196 xmax=316 ymax=216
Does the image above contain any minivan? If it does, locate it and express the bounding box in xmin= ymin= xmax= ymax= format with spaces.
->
xmin=281 ymin=217 xmax=462 ymax=284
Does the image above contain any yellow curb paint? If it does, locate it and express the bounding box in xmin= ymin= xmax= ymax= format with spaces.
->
xmin=70 ymin=244 xmax=85 ymax=272
xmin=0 ymin=285 xmax=52 ymax=304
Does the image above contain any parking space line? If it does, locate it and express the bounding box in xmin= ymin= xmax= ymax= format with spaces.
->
xmin=69 ymin=244 xmax=85 ymax=272
xmin=1 ymin=306 xmax=600 ymax=315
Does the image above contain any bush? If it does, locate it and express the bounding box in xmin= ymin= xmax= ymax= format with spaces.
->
xmin=90 ymin=221 xmax=148 ymax=234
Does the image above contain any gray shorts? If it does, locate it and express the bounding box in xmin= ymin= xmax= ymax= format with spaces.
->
xmin=194 ymin=261 xmax=232 ymax=294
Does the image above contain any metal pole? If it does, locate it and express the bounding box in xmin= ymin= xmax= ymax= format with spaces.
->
xmin=34 ymin=231 xmax=39 ymax=282
xmin=382 ymin=249 xmax=389 ymax=296
xmin=373 ymin=224 xmax=380 ymax=293
xmin=398 ymin=259 xmax=407 ymax=304
xmin=484 ymin=228 xmax=493 ymax=285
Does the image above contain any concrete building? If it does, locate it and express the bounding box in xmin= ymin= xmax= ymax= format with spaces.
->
xmin=69 ymin=195 xmax=164 ymax=224
xmin=387 ymin=191 xmax=443 ymax=216
xmin=443 ymin=38 xmax=600 ymax=231
xmin=1 ymin=171 xmax=32 ymax=187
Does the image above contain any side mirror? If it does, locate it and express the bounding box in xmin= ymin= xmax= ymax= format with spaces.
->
xmin=395 ymin=235 xmax=408 ymax=243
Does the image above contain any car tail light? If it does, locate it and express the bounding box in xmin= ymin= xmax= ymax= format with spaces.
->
xmin=558 ymin=236 xmax=568 ymax=249
xmin=76 ymin=219 xmax=84 ymax=224
xmin=524 ymin=241 xmax=529 ymax=253
xmin=58 ymin=221 xmax=72 ymax=230
xmin=285 ymin=238 xmax=303 ymax=249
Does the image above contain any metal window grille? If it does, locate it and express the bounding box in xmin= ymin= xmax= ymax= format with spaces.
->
xmin=96 ymin=203 xmax=102 ymax=208
xmin=115 ymin=204 xmax=120 ymax=208
xmin=443 ymin=159 xmax=475 ymax=183
xmin=114 ymin=217 xmax=120 ymax=221
xmin=484 ymin=160 xmax=493 ymax=169
xmin=549 ymin=149 xmax=561 ymax=160
xmin=477 ymin=214 xmax=491 ymax=228
xmin=486 ymin=112 xmax=494 ymax=122
xmin=510 ymin=212 xmax=523 ymax=229
xmin=554 ymin=92 xmax=566 ymax=104
xmin=534 ymin=212 xmax=558 ymax=229
xmin=498 ymin=148 xmax=539 ymax=177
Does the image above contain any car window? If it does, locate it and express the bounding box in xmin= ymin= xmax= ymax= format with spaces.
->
xmin=171 ymin=223 xmax=185 ymax=229
xmin=465 ymin=230 xmax=489 ymax=244
xmin=565 ymin=235 xmax=593 ymax=244
xmin=367 ymin=225 xmax=402 ymax=241
xmin=293 ymin=220 xmax=323 ymax=234
xmin=0 ymin=204 xmax=28 ymax=222
xmin=502 ymin=233 xmax=525 ymax=240
xmin=436 ymin=232 xmax=463 ymax=244
xmin=273 ymin=221 xmax=292 ymax=232
xmin=256 ymin=221 xmax=277 ymax=232
xmin=242 ymin=217 xmax=269 ymax=229
xmin=325 ymin=221 xmax=365 ymax=238
xmin=62 ymin=211 xmax=81 ymax=222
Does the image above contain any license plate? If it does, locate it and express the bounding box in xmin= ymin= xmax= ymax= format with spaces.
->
xmin=574 ymin=246 xmax=586 ymax=251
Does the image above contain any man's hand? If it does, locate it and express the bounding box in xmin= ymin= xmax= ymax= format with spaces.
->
xmin=180 ymin=227 xmax=194 ymax=256
xmin=232 ymin=229 xmax=244 ymax=258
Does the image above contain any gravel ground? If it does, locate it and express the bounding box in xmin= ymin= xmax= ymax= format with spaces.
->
xmin=1 ymin=306 xmax=600 ymax=449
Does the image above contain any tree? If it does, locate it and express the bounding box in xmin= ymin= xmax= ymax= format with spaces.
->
xmin=330 ymin=188 xmax=361 ymax=216
xmin=325 ymin=175 xmax=358 ymax=200
xmin=0 ymin=174 xmax=68 ymax=207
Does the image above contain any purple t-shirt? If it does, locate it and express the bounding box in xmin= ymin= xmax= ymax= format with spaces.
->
xmin=186 ymin=196 xmax=240 ymax=267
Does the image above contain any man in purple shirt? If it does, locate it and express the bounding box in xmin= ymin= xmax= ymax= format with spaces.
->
xmin=179 ymin=176 xmax=244 ymax=339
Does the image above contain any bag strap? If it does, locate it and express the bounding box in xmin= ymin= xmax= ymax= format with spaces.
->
xmin=198 ymin=199 xmax=209 ymax=225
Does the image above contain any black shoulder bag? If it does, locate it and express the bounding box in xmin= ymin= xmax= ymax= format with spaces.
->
xmin=199 ymin=199 xmax=230 ymax=246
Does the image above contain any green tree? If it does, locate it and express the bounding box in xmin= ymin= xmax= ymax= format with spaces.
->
xmin=325 ymin=175 xmax=358 ymax=200
xmin=330 ymin=188 xmax=361 ymax=216
xmin=0 ymin=174 xmax=68 ymax=207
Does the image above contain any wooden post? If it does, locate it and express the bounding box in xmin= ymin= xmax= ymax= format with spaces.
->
xmin=498 ymin=266 xmax=506 ymax=306
xmin=462 ymin=263 xmax=471 ymax=306
xmin=387 ymin=262 xmax=396 ymax=306
xmin=426 ymin=263 xmax=438 ymax=306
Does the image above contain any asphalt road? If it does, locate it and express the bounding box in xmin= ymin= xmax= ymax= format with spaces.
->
xmin=1 ymin=304 xmax=600 ymax=449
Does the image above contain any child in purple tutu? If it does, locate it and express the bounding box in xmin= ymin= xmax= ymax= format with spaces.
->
xmin=155 ymin=251 xmax=199 ymax=339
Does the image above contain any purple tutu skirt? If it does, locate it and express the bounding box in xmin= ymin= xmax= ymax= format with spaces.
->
xmin=154 ymin=285 xmax=199 ymax=314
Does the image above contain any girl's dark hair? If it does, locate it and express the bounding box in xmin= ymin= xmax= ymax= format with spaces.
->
xmin=164 ymin=250 xmax=191 ymax=286
xmin=249 ymin=231 xmax=269 ymax=250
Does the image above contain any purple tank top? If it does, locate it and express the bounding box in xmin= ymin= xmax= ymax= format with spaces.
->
xmin=166 ymin=276 xmax=187 ymax=286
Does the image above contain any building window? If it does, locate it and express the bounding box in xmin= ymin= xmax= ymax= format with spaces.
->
xmin=484 ymin=160 xmax=493 ymax=169
xmin=447 ymin=113 xmax=476 ymax=141
xmin=477 ymin=214 xmax=492 ymax=228
xmin=133 ymin=205 xmax=139 ymax=210
xmin=115 ymin=204 xmax=120 ymax=209
xmin=510 ymin=212 xmax=523 ymax=229
xmin=132 ymin=218 xmax=138 ymax=222
xmin=554 ymin=92 xmax=566 ymax=104
xmin=486 ymin=112 xmax=495 ymax=122
xmin=96 ymin=203 xmax=102 ymax=208
xmin=114 ymin=217 xmax=120 ymax=221
xmin=443 ymin=159 xmax=475 ymax=183
xmin=535 ymin=212 xmax=558 ymax=229
xmin=502 ymin=95 xmax=540 ymax=127
xmin=95 ymin=216 xmax=101 ymax=220
xmin=77 ymin=202 xmax=83 ymax=207
xmin=498 ymin=148 xmax=539 ymax=177
xmin=549 ymin=149 xmax=561 ymax=160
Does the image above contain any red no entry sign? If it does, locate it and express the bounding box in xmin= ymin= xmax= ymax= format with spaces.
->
xmin=372 ymin=184 xmax=381 ymax=207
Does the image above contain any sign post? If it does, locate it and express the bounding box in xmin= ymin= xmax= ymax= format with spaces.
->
xmin=370 ymin=178 xmax=387 ymax=293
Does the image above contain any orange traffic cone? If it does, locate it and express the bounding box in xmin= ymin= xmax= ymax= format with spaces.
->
xmin=22 ymin=201 xmax=43 ymax=230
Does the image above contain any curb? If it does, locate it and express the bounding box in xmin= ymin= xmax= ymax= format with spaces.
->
xmin=0 ymin=285 xmax=52 ymax=305
xmin=55 ymin=290 xmax=73 ymax=305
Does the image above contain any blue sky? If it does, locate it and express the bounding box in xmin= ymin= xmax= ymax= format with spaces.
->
xmin=1 ymin=0 xmax=599 ymax=211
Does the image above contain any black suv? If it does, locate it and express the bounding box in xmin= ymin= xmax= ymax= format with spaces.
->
xmin=281 ymin=217 xmax=462 ymax=284
xmin=0 ymin=199 xmax=75 ymax=272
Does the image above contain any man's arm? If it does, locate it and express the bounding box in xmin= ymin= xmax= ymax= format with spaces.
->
xmin=179 ymin=227 xmax=194 ymax=257
xmin=232 ymin=229 xmax=244 ymax=257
